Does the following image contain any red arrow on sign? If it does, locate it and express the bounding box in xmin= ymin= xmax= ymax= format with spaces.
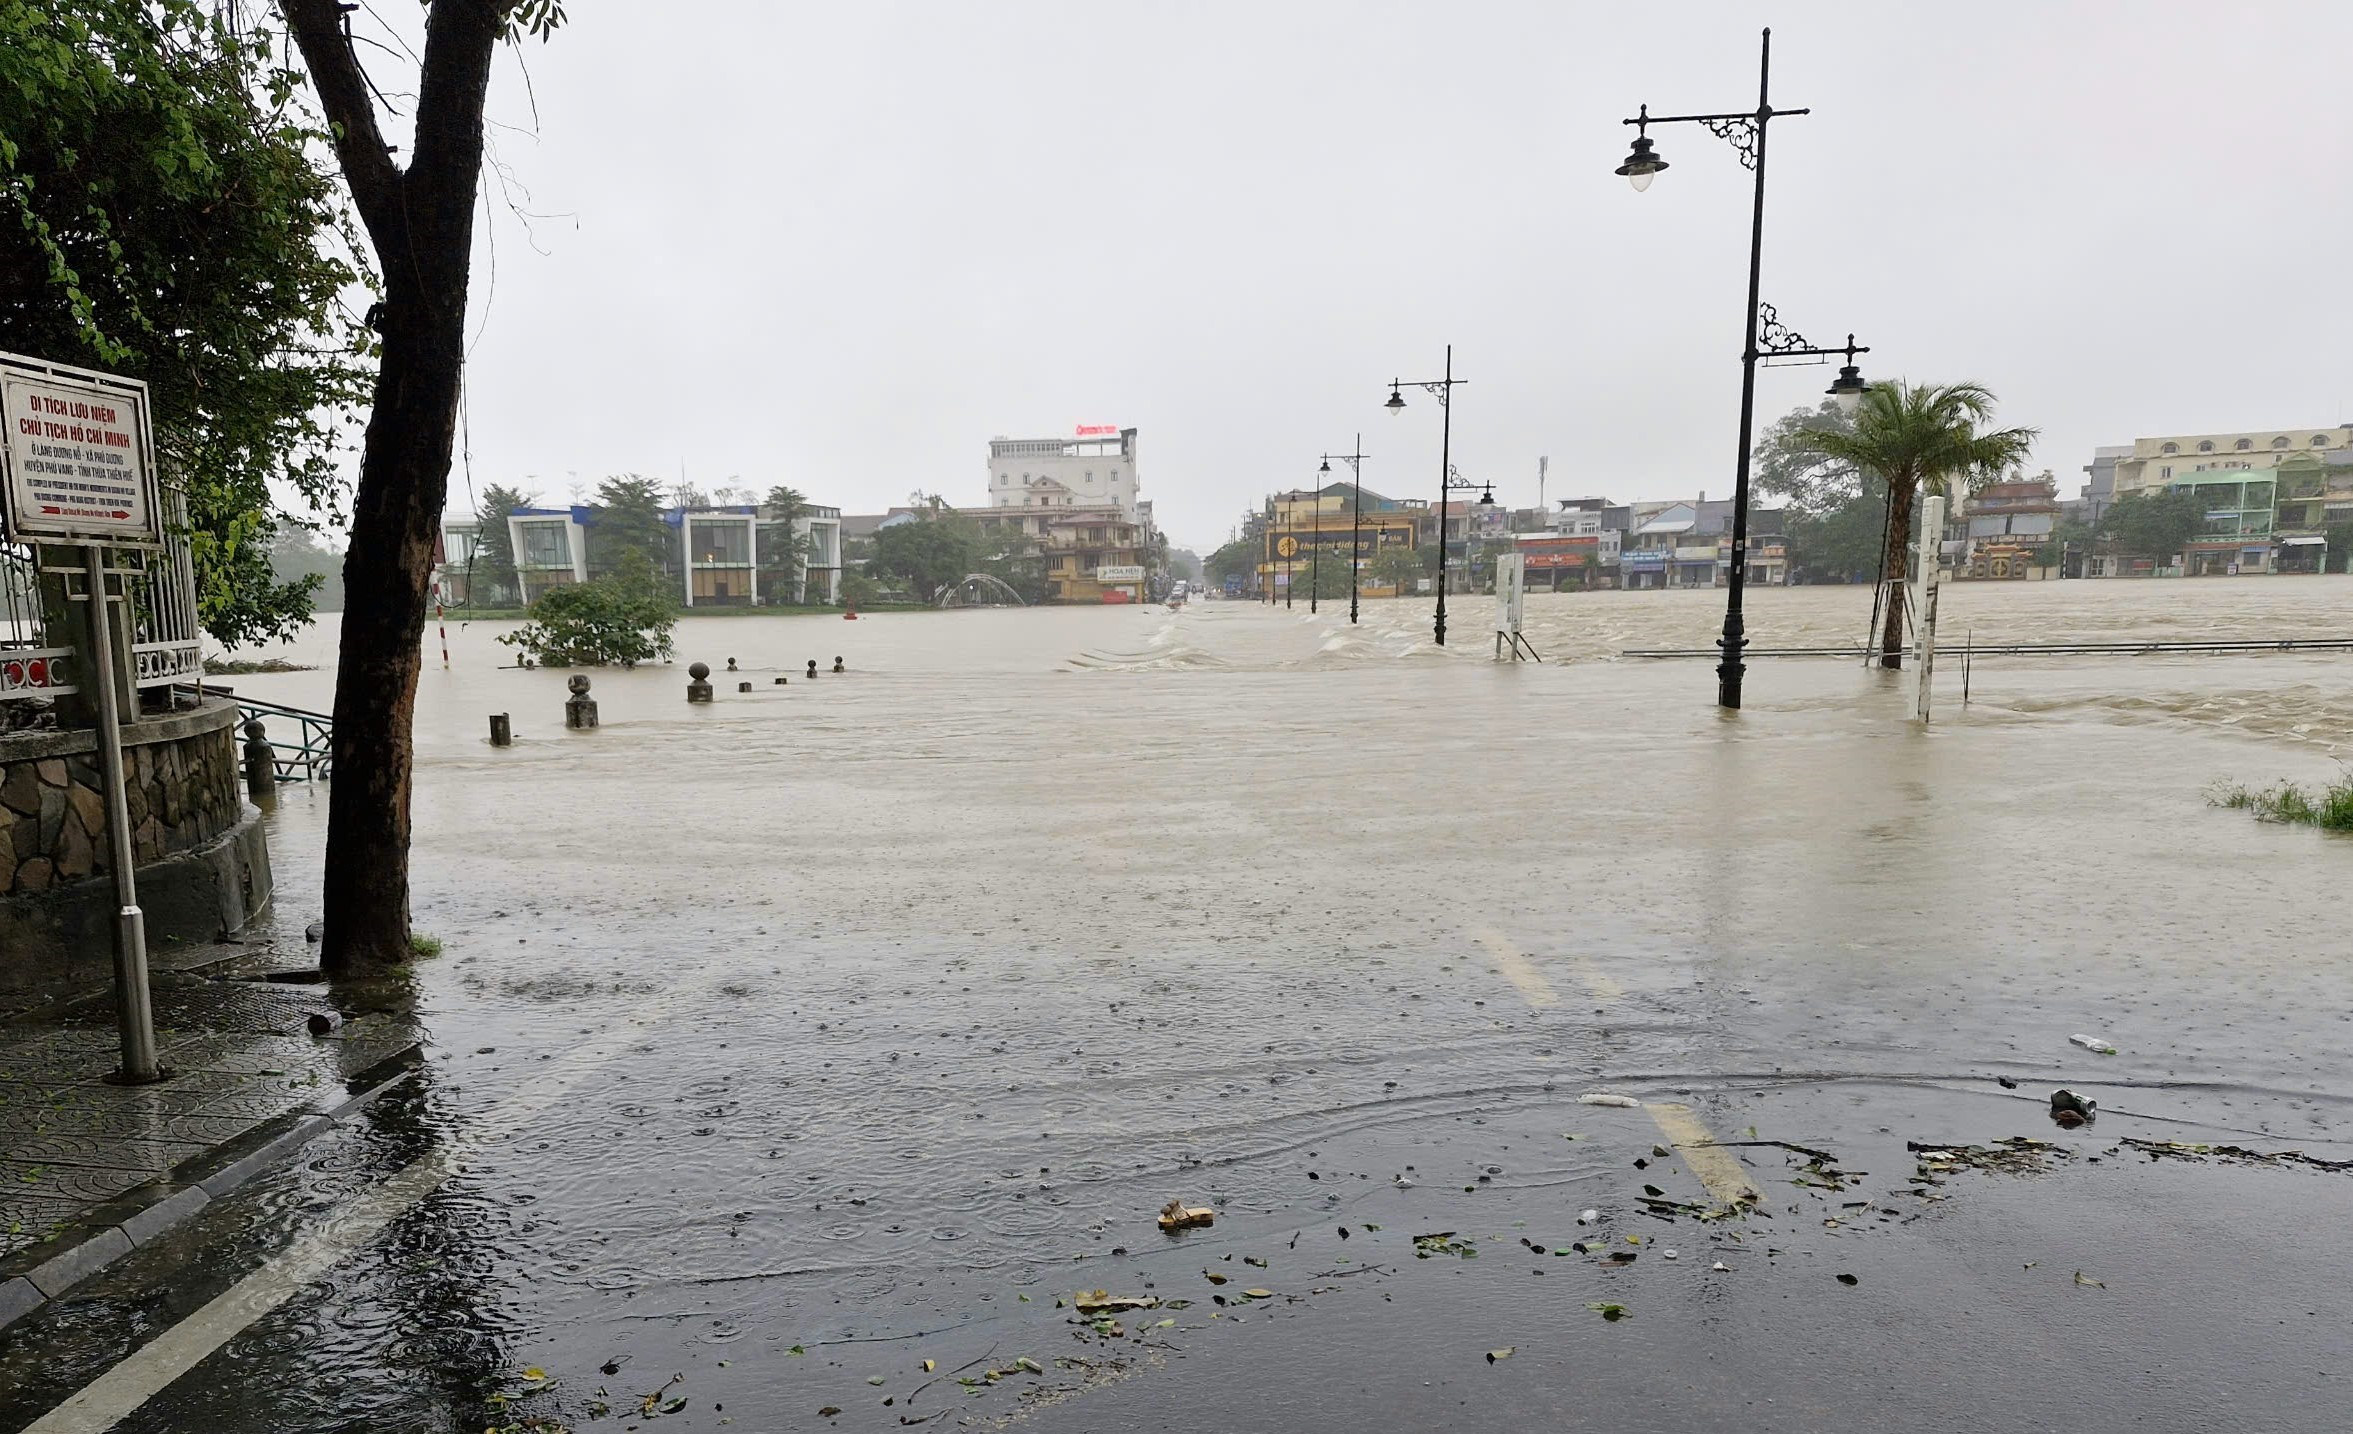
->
xmin=111 ymin=510 xmax=130 ymax=518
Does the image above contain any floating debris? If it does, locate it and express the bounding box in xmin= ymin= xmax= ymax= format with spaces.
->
xmin=2050 ymin=1089 xmax=2097 ymax=1128
xmin=1578 ymin=1093 xmax=1642 ymax=1108
xmin=2121 ymin=1138 xmax=2353 ymax=1173
xmin=1413 ymin=1231 xmax=1479 ymax=1259
xmin=1072 ymin=1291 xmax=1159 ymax=1315
xmin=1904 ymin=1137 xmax=2072 ymax=1193
xmin=2069 ymin=1033 xmax=2118 ymax=1055
xmin=1158 ymin=1199 xmax=1215 ymax=1232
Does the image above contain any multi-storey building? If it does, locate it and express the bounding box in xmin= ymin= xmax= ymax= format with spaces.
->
xmin=2110 ymin=426 xmax=2351 ymax=497
xmin=985 ymin=428 xmax=1142 ymax=521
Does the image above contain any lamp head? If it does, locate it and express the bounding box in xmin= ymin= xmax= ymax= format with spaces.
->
xmin=1616 ymin=133 xmax=1668 ymax=191
xmin=1827 ymin=361 xmax=1869 ymax=418
xmin=1385 ymin=386 xmax=1406 ymax=414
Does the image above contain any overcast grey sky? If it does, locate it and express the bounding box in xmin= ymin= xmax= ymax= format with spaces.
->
xmin=421 ymin=1 xmax=2353 ymax=553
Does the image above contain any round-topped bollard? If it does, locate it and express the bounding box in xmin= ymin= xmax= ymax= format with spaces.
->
xmin=686 ymin=661 xmax=714 ymax=703
xmin=565 ymin=673 xmax=599 ymax=729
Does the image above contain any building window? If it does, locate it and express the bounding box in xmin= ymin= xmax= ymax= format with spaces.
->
xmin=2161 ymin=442 xmax=2178 ymax=454
xmin=2159 ymin=465 xmax=2172 ymax=479
xmin=2313 ymin=436 xmax=2331 ymax=447
xmin=2197 ymin=440 xmax=2214 ymax=452
xmin=2273 ymin=437 xmax=2289 ymax=448
xmin=2236 ymin=439 xmax=2252 ymax=450
xmin=520 ymin=522 xmax=570 ymax=568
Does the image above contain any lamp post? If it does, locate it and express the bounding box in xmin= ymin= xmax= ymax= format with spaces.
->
xmin=1319 ymin=435 xmax=1371 ymax=623
xmin=1281 ymin=498 xmax=1295 ymax=609
xmin=1440 ymin=465 xmax=1496 ymax=607
xmin=1615 ymin=27 xmax=1871 ymax=710
xmin=1306 ymin=482 xmax=1324 ymax=615
xmin=1384 ymin=346 xmax=1470 ymax=645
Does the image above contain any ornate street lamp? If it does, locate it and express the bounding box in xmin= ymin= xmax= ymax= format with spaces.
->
xmin=1618 ymin=28 xmax=1874 ymax=710
xmin=1320 ymin=437 xmax=1372 ymax=623
xmin=1383 ymin=346 xmax=1470 ymax=645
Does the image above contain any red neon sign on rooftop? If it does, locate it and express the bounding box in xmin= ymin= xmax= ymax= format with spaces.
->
xmin=1075 ymin=424 xmax=1120 ymax=436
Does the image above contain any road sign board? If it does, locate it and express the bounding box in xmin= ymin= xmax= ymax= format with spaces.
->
xmin=0 ymin=352 xmax=162 ymax=546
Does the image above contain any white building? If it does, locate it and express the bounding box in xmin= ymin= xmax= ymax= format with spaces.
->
xmin=499 ymin=499 xmax=843 ymax=608
xmin=2112 ymin=426 xmax=2352 ymax=496
xmin=987 ymin=427 xmax=1142 ymax=521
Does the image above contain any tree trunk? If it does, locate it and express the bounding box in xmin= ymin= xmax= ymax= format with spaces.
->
xmin=1877 ymin=478 xmax=1916 ymax=670
xmin=321 ymin=310 xmax=461 ymax=967
xmin=286 ymin=0 xmax=506 ymax=971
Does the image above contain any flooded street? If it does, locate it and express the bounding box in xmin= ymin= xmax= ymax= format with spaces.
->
xmin=7 ymin=579 xmax=2352 ymax=1432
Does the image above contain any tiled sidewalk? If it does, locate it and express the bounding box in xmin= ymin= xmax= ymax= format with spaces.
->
xmin=0 ymin=966 xmax=419 ymax=1322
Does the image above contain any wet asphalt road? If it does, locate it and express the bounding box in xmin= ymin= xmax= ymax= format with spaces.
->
xmin=5 ymin=586 xmax=2351 ymax=1432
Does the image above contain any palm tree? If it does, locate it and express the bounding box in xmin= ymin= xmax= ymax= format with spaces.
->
xmin=1790 ymin=381 xmax=2036 ymax=669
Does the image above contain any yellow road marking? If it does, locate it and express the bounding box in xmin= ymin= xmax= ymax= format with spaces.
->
xmin=1644 ymin=1102 xmax=1760 ymax=1206
xmin=1570 ymin=952 xmax=1625 ymax=1003
xmin=1473 ymin=928 xmax=1558 ymax=1007
xmin=1467 ymin=928 xmax=1748 ymax=1206
xmin=1474 ymin=928 xmax=1621 ymax=1005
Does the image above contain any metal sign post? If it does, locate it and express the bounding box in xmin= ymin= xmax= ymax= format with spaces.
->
xmin=74 ymin=545 xmax=160 ymax=1082
xmin=2 ymin=352 xmax=166 ymax=1083
xmin=1913 ymin=493 xmax=1946 ymax=724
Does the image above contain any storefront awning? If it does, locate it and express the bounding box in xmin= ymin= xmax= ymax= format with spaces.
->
xmin=2279 ymin=534 xmax=2329 ymax=546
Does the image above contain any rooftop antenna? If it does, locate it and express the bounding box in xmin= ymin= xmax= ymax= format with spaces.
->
xmin=1538 ymin=455 xmax=1549 ymax=521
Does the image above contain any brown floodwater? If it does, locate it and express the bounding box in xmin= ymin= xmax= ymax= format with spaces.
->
xmin=8 ymin=575 xmax=2349 ymax=1433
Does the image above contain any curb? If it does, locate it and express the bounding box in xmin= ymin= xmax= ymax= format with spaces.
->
xmin=0 ymin=1043 xmax=422 ymax=1333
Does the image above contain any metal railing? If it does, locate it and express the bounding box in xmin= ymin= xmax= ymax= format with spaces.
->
xmin=224 ymin=692 xmax=333 ymax=782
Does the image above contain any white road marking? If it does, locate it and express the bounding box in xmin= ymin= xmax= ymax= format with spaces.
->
xmin=23 ymin=994 xmax=679 ymax=1433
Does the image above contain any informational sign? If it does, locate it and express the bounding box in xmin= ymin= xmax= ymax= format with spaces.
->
xmin=1275 ymin=536 xmax=1299 ymax=559
xmin=1493 ymin=553 xmax=1527 ymax=635
xmin=1096 ymin=564 xmax=1145 ymax=583
xmin=0 ymin=353 xmax=160 ymax=545
xmin=1518 ymin=536 xmax=1597 ymax=569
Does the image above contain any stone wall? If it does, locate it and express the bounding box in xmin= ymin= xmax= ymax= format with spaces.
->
xmin=1 ymin=700 xmax=269 ymax=997
xmin=1 ymin=703 xmax=242 ymax=894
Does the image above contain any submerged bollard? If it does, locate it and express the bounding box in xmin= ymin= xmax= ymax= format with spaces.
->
xmin=806 ymin=659 xmax=818 ymax=679
xmin=686 ymin=661 xmax=714 ymax=703
xmin=488 ymin=713 xmax=513 ymax=747
xmin=242 ymin=718 xmax=277 ymax=804
xmin=738 ymin=681 xmax=752 ymax=693
xmin=773 ymin=675 xmax=788 ymax=685
xmin=832 ymin=656 xmax=844 ymax=673
xmin=565 ymin=674 xmax=599 ymax=729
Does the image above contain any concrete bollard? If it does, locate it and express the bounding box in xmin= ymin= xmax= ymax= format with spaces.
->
xmin=241 ymin=718 xmax=277 ymax=805
xmin=489 ymin=712 xmax=512 ymax=746
xmin=773 ymin=675 xmax=788 ymax=685
xmin=737 ymin=681 xmax=752 ymax=693
xmin=686 ymin=661 xmax=714 ymax=703
xmin=806 ymin=659 xmax=818 ymax=679
xmin=564 ymin=675 xmax=599 ymax=729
